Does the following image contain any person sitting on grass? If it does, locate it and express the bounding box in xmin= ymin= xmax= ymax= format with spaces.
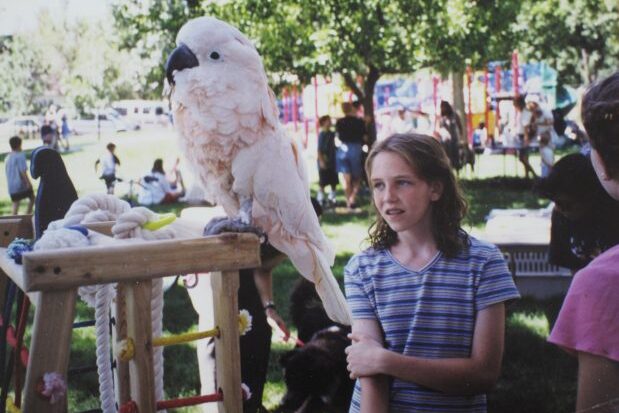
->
xmin=137 ymin=158 xmax=185 ymax=205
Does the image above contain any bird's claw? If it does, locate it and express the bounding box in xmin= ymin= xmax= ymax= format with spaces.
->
xmin=203 ymin=216 xmax=267 ymax=243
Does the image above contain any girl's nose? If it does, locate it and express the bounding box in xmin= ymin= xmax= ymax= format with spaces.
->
xmin=383 ymin=184 xmax=397 ymax=202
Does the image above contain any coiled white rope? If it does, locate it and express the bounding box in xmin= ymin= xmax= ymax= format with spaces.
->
xmin=37 ymin=194 xmax=187 ymax=412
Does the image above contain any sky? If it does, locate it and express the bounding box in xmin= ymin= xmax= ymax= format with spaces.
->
xmin=0 ymin=0 xmax=110 ymax=36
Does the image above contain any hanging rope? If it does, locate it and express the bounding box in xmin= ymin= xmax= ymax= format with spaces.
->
xmin=31 ymin=194 xmax=204 ymax=411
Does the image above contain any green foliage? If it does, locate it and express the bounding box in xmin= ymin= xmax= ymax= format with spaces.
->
xmin=516 ymin=0 xmax=619 ymax=85
xmin=0 ymin=35 xmax=48 ymax=116
xmin=413 ymin=0 xmax=523 ymax=73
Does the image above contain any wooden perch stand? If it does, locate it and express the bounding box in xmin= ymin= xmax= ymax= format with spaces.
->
xmin=0 ymin=215 xmax=260 ymax=413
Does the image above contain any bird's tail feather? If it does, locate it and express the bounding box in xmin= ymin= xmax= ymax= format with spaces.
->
xmin=310 ymin=246 xmax=352 ymax=325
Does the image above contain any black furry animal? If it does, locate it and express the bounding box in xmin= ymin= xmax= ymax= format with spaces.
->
xmin=30 ymin=146 xmax=78 ymax=239
xmin=290 ymin=278 xmax=347 ymax=344
xmin=278 ymin=327 xmax=353 ymax=413
xmin=278 ymin=279 xmax=353 ymax=413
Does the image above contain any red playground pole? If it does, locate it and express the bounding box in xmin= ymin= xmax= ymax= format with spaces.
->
xmin=283 ymin=87 xmax=289 ymax=124
xmin=494 ymin=65 xmax=502 ymax=135
xmin=292 ymin=84 xmax=298 ymax=131
xmin=313 ymin=76 xmax=319 ymax=138
xmin=512 ymin=50 xmax=520 ymax=99
xmin=484 ymin=66 xmax=490 ymax=135
xmin=466 ymin=66 xmax=473 ymax=144
xmin=432 ymin=75 xmax=439 ymax=132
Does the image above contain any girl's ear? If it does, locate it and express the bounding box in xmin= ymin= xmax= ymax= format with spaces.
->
xmin=430 ymin=181 xmax=443 ymax=202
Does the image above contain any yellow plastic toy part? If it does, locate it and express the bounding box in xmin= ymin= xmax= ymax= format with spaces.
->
xmin=142 ymin=213 xmax=177 ymax=231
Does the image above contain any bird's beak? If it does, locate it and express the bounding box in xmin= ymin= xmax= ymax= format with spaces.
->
xmin=165 ymin=43 xmax=199 ymax=85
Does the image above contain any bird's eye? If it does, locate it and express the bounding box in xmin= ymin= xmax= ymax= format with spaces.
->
xmin=209 ymin=51 xmax=221 ymax=60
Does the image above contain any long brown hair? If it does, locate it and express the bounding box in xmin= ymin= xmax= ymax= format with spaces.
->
xmin=365 ymin=133 xmax=469 ymax=257
xmin=582 ymin=71 xmax=619 ymax=179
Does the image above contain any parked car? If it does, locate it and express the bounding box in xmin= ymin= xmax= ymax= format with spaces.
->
xmin=72 ymin=108 xmax=135 ymax=135
xmin=0 ymin=116 xmax=41 ymax=140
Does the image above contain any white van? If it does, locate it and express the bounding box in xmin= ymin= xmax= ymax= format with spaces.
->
xmin=112 ymin=100 xmax=171 ymax=127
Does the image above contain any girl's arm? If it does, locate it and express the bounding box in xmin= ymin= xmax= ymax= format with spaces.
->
xmin=576 ymin=352 xmax=619 ymax=412
xmin=348 ymin=302 xmax=505 ymax=396
xmin=347 ymin=319 xmax=389 ymax=413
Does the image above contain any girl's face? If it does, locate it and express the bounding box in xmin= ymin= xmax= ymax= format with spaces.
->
xmin=370 ymin=151 xmax=442 ymax=235
xmin=591 ymin=147 xmax=619 ymax=200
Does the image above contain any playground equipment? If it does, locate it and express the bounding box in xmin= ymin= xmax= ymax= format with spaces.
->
xmin=0 ymin=212 xmax=260 ymax=412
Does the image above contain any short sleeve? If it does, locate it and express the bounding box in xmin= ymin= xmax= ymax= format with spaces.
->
xmin=476 ymin=246 xmax=521 ymax=311
xmin=18 ymin=155 xmax=27 ymax=173
xmin=548 ymin=251 xmax=619 ymax=362
xmin=344 ymin=256 xmax=377 ymax=320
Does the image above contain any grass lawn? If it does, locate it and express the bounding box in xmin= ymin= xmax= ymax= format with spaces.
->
xmin=0 ymin=129 xmax=577 ymax=412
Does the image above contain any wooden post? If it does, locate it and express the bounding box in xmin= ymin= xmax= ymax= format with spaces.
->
xmin=124 ymin=280 xmax=156 ymax=412
xmin=211 ymin=270 xmax=242 ymax=413
xmin=23 ymin=289 xmax=77 ymax=413
xmin=113 ymin=283 xmax=131 ymax=405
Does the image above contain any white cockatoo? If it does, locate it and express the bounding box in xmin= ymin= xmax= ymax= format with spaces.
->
xmin=165 ymin=16 xmax=351 ymax=325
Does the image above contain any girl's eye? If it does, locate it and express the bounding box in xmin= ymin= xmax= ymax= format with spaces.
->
xmin=397 ymin=180 xmax=411 ymax=186
xmin=372 ymin=182 xmax=384 ymax=190
xmin=209 ymin=51 xmax=221 ymax=60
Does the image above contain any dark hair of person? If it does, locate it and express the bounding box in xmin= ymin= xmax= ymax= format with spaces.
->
xmin=514 ymin=95 xmax=526 ymax=110
xmin=535 ymin=152 xmax=612 ymax=206
xmin=582 ymin=71 xmax=619 ymax=178
xmin=365 ymin=133 xmax=469 ymax=257
xmin=439 ymin=100 xmax=454 ymax=117
xmin=318 ymin=115 xmax=331 ymax=127
xmin=9 ymin=136 xmax=21 ymax=150
xmin=152 ymin=158 xmax=164 ymax=174
xmin=106 ymin=142 xmax=116 ymax=151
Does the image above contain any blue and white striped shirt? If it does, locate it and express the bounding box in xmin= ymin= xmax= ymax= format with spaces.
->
xmin=345 ymin=236 xmax=520 ymax=412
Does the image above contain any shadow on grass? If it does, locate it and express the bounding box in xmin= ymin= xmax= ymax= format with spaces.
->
xmin=460 ymin=177 xmax=547 ymax=228
xmin=488 ymin=296 xmax=576 ymax=413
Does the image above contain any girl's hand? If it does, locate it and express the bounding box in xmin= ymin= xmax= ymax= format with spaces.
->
xmin=345 ymin=333 xmax=384 ymax=379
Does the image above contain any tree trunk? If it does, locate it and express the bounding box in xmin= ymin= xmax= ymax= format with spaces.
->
xmin=580 ymin=48 xmax=591 ymax=84
xmin=451 ymin=70 xmax=466 ymax=142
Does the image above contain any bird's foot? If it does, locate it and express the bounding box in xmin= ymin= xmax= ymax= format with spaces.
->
xmin=203 ymin=216 xmax=266 ymax=242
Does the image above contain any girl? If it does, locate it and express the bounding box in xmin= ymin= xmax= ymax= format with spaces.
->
xmin=548 ymin=71 xmax=619 ymax=413
xmin=138 ymin=158 xmax=185 ymax=205
xmin=344 ymin=133 xmax=519 ymax=412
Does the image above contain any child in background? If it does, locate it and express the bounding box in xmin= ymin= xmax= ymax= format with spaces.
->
xmin=539 ymin=131 xmax=554 ymax=178
xmin=317 ymin=115 xmax=338 ymax=207
xmin=5 ymin=136 xmax=34 ymax=215
xmin=94 ymin=143 xmax=121 ymax=195
xmin=344 ymin=133 xmax=519 ymax=412
xmin=472 ymin=122 xmax=487 ymax=154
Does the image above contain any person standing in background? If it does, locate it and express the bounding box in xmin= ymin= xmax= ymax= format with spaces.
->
xmin=5 ymin=136 xmax=34 ymax=215
xmin=94 ymin=143 xmax=121 ymax=195
xmin=336 ymin=102 xmax=367 ymax=210
xmin=317 ymin=115 xmax=339 ymax=208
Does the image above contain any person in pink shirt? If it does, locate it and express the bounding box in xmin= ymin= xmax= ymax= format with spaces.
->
xmin=548 ymin=71 xmax=619 ymax=413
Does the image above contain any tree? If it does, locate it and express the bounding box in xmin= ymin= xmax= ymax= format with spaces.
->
xmin=0 ymin=35 xmax=48 ymax=116
xmin=516 ymin=0 xmax=619 ymax=85
xmin=400 ymin=0 xmax=523 ymax=130
xmin=114 ymin=0 xmax=441 ymax=143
